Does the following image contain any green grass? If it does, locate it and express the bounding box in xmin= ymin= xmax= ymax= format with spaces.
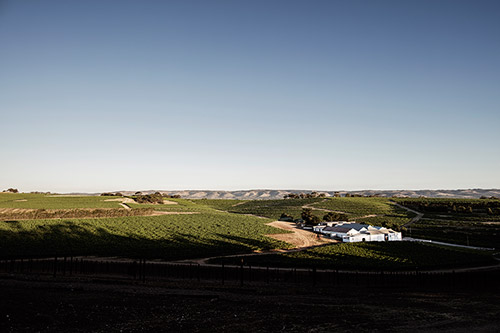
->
xmin=210 ymin=242 xmax=495 ymax=270
xmin=0 ymin=193 xmax=123 ymax=209
xmin=0 ymin=209 xmax=291 ymax=260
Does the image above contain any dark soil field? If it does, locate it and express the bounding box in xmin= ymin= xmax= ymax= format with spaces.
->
xmin=1 ymin=274 xmax=500 ymax=332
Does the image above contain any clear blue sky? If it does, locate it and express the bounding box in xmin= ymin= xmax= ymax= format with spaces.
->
xmin=1 ymin=0 xmax=499 ymax=192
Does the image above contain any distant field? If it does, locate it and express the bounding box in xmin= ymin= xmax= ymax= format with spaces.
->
xmin=310 ymin=197 xmax=409 ymax=218
xmin=226 ymin=198 xmax=325 ymax=220
xmin=393 ymin=198 xmax=500 ymax=218
xmin=210 ymin=242 xmax=495 ymax=270
xmin=0 ymin=193 xmax=122 ymax=209
xmin=125 ymin=198 xmax=247 ymax=213
xmin=222 ymin=197 xmax=414 ymax=229
xmin=0 ymin=209 xmax=290 ymax=260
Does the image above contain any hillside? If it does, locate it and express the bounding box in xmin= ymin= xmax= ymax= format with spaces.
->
xmin=112 ymin=189 xmax=500 ymax=200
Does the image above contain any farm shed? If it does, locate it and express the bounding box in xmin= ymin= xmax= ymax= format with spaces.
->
xmin=316 ymin=222 xmax=402 ymax=243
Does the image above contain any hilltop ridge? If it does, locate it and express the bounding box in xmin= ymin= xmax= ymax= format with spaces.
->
xmin=109 ymin=189 xmax=500 ymax=200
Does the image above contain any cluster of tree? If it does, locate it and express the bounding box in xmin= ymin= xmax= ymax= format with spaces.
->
xmin=344 ymin=193 xmax=382 ymax=197
xmin=480 ymin=196 xmax=500 ymax=200
xmin=29 ymin=191 xmax=51 ymax=194
xmin=299 ymin=208 xmax=349 ymax=226
xmin=100 ymin=192 xmax=124 ymax=196
xmin=164 ymin=194 xmax=181 ymax=199
xmin=279 ymin=213 xmax=295 ymax=222
xmin=134 ymin=192 xmax=181 ymax=199
xmin=301 ymin=208 xmax=321 ymax=225
xmin=283 ymin=192 xmax=326 ymax=199
xmin=322 ymin=211 xmax=349 ymax=221
xmin=2 ymin=188 xmax=18 ymax=193
xmin=396 ymin=199 xmax=500 ymax=215
xmin=133 ymin=193 xmax=165 ymax=204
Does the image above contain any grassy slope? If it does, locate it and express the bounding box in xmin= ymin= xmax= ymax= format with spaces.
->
xmin=210 ymin=242 xmax=495 ymax=270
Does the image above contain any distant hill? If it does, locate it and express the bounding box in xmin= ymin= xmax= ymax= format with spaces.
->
xmin=113 ymin=189 xmax=500 ymax=200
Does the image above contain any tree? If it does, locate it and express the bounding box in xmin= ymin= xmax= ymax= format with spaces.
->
xmin=322 ymin=212 xmax=348 ymax=222
xmin=279 ymin=213 xmax=294 ymax=221
xmin=301 ymin=208 xmax=321 ymax=225
xmin=3 ymin=188 xmax=18 ymax=193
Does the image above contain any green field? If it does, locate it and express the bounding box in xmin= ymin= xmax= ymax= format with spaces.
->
xmin=0 ymin=193 xmax=123 ymax=209
xmin=0 ymin=205 xmax=290 ymax=260
xmin=209 ymin=242 xmax=495 ymax=270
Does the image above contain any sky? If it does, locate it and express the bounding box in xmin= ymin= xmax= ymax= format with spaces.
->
xmin=1 ymin=0 xmax=499 ymax=192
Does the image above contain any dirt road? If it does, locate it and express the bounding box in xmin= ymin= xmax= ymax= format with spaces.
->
xmin=393 ymin=202 xmax=424 ymax=227
xmin=265 ymin=220 xmax=334 ymax=248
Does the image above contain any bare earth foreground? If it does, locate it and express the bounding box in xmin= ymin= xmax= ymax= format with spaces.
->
xmin=1 ymin=276 xmax=499 ymax=332
xmin=266 ymin=220 xmax=335 ymax=248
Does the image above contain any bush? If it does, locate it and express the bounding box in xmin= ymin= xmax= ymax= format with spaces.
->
xmin=134 ymin=194 xmax=164 ymax=204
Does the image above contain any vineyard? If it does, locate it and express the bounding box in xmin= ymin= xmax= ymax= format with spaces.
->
xmin=0 ymin=208 xmax=154 ymax=220
xmin=0 ymin=194 xmax=497 ymax=266
xmin=408 ymin=219 xmax=500 ymax=249
xmin=311 ymin=197 xmax=409 ymax=218
xmin=210 ymin=242 xmax=495 ymax=270
xmin=222 ymin=197 xmax=416 ymax=228
xmin=0 ymin=208 xmax=290 ymax=260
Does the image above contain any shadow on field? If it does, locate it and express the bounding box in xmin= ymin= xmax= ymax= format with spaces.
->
xmin=0 ymin=220 xmax=274 ymax=260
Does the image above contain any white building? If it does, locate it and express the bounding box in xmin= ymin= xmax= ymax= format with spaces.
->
xmin=315 ymin=222 xmax=402 ymax=243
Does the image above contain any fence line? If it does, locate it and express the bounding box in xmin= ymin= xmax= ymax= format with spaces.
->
xmin=0 ymin=257 xmax=498 ymax=290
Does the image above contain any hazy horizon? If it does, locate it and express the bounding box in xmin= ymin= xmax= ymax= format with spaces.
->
xmin=4 ymin=186 xmax=500 ymax=194
xmin=2 ymin=0 xmax=499 ymax=192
